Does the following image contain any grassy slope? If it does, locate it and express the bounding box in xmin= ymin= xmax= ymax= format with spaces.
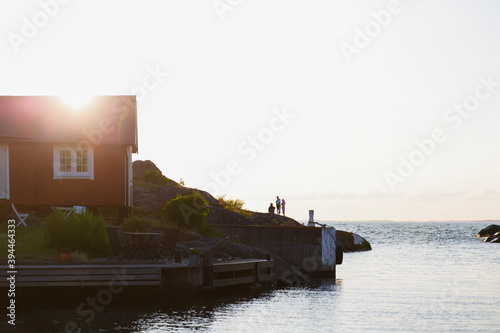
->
xmin=0 ymin=224 xmax=58 ymax=262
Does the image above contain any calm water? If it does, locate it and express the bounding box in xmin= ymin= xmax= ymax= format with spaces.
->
xmin=4 ymin=222 xmax=500 ymax=333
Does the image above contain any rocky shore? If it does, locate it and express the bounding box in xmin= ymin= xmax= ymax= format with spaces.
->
xmin=133 ymin=160 xmax=371 ymax=279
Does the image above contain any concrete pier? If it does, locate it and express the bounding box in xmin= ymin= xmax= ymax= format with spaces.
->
xmin=212 ymin=224 xmax=337 ymax=278
xmin=321 ymin=226 xmax=336 ymax=272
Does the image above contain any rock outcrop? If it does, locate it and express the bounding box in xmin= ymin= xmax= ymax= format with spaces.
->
xmin=132 ymin=160 xmax=220 ymax=213
xmin=247 ymin=213 xmax=302 ymax=227
xmin=477 ymin=224 xmax=500 ymax=243
xmin=132 ymin=160 xmax=372 ymax=252
xmin=206 ymin=206 xmax=249 ymax=226
xmin=485 ymin=232 xmax=500 ymax=243
xmin=336 ymin=230 xmax=372 ymax=252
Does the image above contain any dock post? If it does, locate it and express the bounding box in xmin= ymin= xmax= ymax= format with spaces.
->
xmin=321 ymin=226 xmax=336 ymax=277
xmin=202 ymin=251 xmax=214 ymax=290
xmin=307 ymin=210 xmax=315 ymax=227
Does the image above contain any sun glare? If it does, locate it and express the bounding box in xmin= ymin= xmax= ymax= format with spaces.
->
xmin=59 ymin=94 xmax=95 ymax=109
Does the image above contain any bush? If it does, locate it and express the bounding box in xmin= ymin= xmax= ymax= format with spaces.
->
xmin=217 ymin=195 xmax=245 ymax=210
xmin=45 ymin=211 xmax=71 ymax=251
xmin=122 ymin=216 xmax=157 ymax=232
xmin=44 ymin=211 xmax=109 ymax=256
xmin=163 ymin=193 xmax=211 ymax=235
xmin=216 ymin=195 xmax=251 ymax=217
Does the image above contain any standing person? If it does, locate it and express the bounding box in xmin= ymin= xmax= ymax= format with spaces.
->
xmin=281 ymin=198 xmax=286 ymax=216
xmin=276 ymin=196 xmax=281 ymax=215
xmin=268 ymin=203 xmax=275 ymax=214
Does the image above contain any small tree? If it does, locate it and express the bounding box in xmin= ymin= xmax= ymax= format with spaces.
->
xmin=163 ymin=193 xmax=211 ymax=235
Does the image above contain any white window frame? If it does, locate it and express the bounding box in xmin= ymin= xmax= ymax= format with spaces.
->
xmin=53 ymin=144 xmax=94 ymax=180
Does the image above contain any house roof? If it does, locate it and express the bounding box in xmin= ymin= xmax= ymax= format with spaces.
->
xmin=0 ymin=96 xmax=138 ymax=152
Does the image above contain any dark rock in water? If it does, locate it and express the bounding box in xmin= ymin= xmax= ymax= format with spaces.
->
xmin=484 ymin=231 xmax=500 ymax=243
xmin=487 ymin=232 xmax=500 ymax=243
xmin=477 ymin=224 xmax=500 ymax=239
xmin=336 ymin=230 xmax=372 ymax=252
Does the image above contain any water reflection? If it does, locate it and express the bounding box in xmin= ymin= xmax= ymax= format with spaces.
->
xmin=5 ymin=279 xmax=342 ymax=333
xmin=5 ymin=222 xmax=499 ymax=333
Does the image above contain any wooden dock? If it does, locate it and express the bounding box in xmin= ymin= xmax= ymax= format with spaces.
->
xmin=212 ymin=259 xmax=274 ymax=288
xmin=0 ymin=263 xmax=163 ymax=288
xmin=0 ymin=259 xmax=274 ymax=291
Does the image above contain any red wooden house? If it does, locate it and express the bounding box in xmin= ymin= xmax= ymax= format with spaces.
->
xmin=0 ymin=95 xmax=137 ymax=216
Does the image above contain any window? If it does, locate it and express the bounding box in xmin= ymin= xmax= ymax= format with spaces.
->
xmin=53 ymin=145 xmax=94 ymax=179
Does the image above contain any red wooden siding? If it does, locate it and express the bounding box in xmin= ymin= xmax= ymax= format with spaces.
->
xmin=9 ymin=142 xmax=127 ymax=206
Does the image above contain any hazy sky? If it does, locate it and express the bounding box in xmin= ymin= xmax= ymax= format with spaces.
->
xmin=2 ymin=0 xmax=500 ymax=221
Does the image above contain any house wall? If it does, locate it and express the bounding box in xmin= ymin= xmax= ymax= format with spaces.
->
xmin=9 ymin=142 xmax=127 ymax=206
xmin=0 ymin=143 xmax=8 ymax=199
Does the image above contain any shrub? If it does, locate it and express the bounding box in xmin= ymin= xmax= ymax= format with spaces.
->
xmin=216 ymin=195 xmax=251 ymax=217
xmin=217 ymin=195 xmax=245 ymax=211
xmin=44 ymin=211 xmax=109 ymax=256
xmin=122 ymin=216 xmax=157 ymax=232
xmin=163 ymin=193 xmax=211 ymax=235
xmin=45 ymin=211 xmax=71 ymax=251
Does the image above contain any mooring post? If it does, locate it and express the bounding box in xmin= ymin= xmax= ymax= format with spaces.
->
xmin=202 ymin=251 xmax=214 ymax=290
xmin=307 ymin=210 xmax=315 ymax=227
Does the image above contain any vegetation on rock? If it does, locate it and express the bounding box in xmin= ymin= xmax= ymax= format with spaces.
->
xmin=163 ymin=193 xmax=211 ymax=235
xmin=216 ymin=195 xmax=251 ymax=217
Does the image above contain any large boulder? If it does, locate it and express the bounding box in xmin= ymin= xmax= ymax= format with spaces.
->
xmin=133 ymin=160 xmax=162 ymax=175
xmin=133 ymin=160 xmax=220 ymax=213
xmin=485 ymin=231 xmax=500 ymax=243
xmin=336 ymin=230 xmax=372 ymax=252
xmin=206 ymin=208 xmax=302 ymax=227
xmin=206 ymin=206 xmax=249 ymax=225
xmin=247 ymin=213 xmax=302 ymax=227
xmin=477 ymin=224 xmax=500 ymax=240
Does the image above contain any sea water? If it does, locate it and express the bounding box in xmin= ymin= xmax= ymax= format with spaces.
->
xmin=4 ymin=222 xmax=500 ymax=333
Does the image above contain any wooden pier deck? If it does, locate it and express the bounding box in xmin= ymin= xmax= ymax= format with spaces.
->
xmin=212 ymin=259 xmax=274 ymax=288
xmin=0 ymin=263 xmax=163 ymax=288
xmin=0 ymin=259 xmax=274 ymax=290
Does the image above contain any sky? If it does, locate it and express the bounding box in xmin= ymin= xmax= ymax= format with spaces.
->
xmin=1 ymin=0 xmax=500 ymax=221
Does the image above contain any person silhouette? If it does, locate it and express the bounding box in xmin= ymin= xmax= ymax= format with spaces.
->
xmin=276 ymin=196 xmax=281 ymax=215
xmin=268 ymin=203 xmax=275 ymax=214
xmin=281 ymin=198 xmax=286 ymax=216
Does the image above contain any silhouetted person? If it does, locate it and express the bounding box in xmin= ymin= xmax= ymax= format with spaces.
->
xmin=276 ymin=196 xmax=281 ymax=215
xmin=268 ymin=203 xmax=275 ymax=214
xmin=281 ymin=198 xmax=286 ymax=216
